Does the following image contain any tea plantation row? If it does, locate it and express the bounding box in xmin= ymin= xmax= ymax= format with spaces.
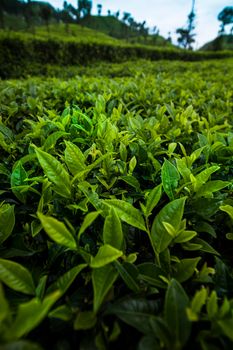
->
xmin=0 ymin=59 xmax=233 ymax=350
xmin=1 ymin=28 xmax=233 ymax=79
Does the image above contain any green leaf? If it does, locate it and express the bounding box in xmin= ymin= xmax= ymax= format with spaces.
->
xmin=74 ymin=311 xmax=97 ymax=330
xmin=108 ymin=299 xmax=159 ymax=335
xmin=64 ymin=141 xmax=86 ymax=176
xmin=78 ymin=211 xmax=101 ymax=240
xmin=161 ymin=159 xmax=180 ymax=200
xmin=43 ymin=131 xmax=69 ymax=152
xmin=103 ymin=199 xmax=146 ymax=232
xmin=0 ymin=283 xmax=9 ymax=323
xmin=151 ymin=197 xmax=186 ymax=253
xmin=206 ymin=291 xmax=218 ymax=319
xmin=145 ymin=184 xmax=162 ymax=218
xmin=194 ymin=238 xmax=220 ymax=256
xmin=174 ymin=230 xmax=197 ymax=243
xmin=11 ymin=162 xmax=28 ymax=203
xmin=103 ymin=208 xmax=124 ymax=250
xmin=92 ymin=264 xmax=118 ymax=313
xmin=193 ymin=165 xmax=220 ymax=192
xmin=47 ymin=264 xmax=86 ymax=295
xmin=129 ymin=156 xmax=137 ymax=174
xmin=37 ymin=213 xmax=77 ymax=250
xmin=173 ymin=257 xmax=201 ymax=282
xmin=35 ymin=275 xmax=47 ymax=299
xmin=0 ymin=259 xmax=35 ymax=295
xmin=176 ymin=158 xmax=191 ymax=182
xmin=137 ymin=263 xmax=167 ymax=288
xmin=187 ymin=288 xmax=208 ymax=321
xmin=164 ymin=279 xmax=191 ymax=349
xmin=218 ymin=318 xmax=233 ymax=341
xmin=49 ymin=305 xmax=73 ymax=321
xmin=196 ymin=180 xmax=230 ymax=198
xmin=220 ymin=205 xmax=233 ymax=220
xmin=114 ymin=261 xmax=140 ymax=292
xmin=7 ymin=291 xmax=61 ymax=339
xmin=138 ymin=336 xmax=160 ymax=350
xmin=90 ymin=244 xmax=123 ymax=268
xmin=119 ymin=175 xmax=140 ymax=191
xmin=35 ymin=147 xmax=71 ymax=198
xmin=0 ymin=203 xmax=15 ymax=244
xmin=0 ymin=341 xmax=43 ymax=350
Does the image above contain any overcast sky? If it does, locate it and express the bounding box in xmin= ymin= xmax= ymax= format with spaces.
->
xmin=36 ymin=0 xmax=232 ymax=48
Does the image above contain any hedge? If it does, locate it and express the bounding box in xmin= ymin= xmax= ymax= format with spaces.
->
xmin=0 ymin=37 xmax=233 ymax=78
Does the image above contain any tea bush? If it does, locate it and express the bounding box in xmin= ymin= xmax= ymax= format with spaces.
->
xmin=0 ymin=29 xmax=233 ymax=79
xmin=0 ymin=59 xmax=232 ymax=349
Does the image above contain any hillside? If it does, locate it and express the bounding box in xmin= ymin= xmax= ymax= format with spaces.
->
xmin=0 ymin=23 xmax=122 ymax=45
xmin=79 ymin=15 xmax=173 ymax=47
xmin=201 ymin=34 xmax=233 ymax=51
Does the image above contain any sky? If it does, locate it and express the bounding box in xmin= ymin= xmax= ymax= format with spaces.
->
xmin=36 ymin=0 xmax=233 ymax=48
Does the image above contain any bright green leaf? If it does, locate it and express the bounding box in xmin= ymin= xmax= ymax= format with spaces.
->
xmin=90 ymin=244 xmax=123 ymax=268
xmin=35 ymin=147 xmax=71 ymax=198
xmin=37 ymin=213 xmax=77 ymax=250
xmin=103 ymin=208 xmax=124 ymax=250
xmin=103 ymin=199 xmax=146 ymax=232
xmin=151 ymin=197 xmax=186 ymax=253
xmin=0 ymin=259 xmax=35 ymax=295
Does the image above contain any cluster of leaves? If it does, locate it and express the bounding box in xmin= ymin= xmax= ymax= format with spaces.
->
xmin=0 ymin=59 xmax=233 ymax=349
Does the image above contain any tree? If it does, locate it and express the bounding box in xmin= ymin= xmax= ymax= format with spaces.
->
xmin=115 ymin=11 xmax=120 ymax=19
xmin=218 ymin=7 xmax=233 ymax=34
xmin=0 ymin=0 xmax=6 ymax=28
xmin=23 ymin=1 xmax=35 ymax=31
xmin=97 ymin=4 xmax=102 ymax=16
xmin=40 ymin=5 xmax=52 ymax=32
xmin=167 ymin=31 xmax=172 ymax=44
xmin=60 ymin=1 xmax=74 ymax=23
xmin=77 ymin=0 xmax=92 ymax=18
xmin=176 ymin=0 xmax=196 ymax=49
xmin=122 ymin=12 xmax=131 ymax=23
xmin=107 ymin=10 xmax=111 ymax=16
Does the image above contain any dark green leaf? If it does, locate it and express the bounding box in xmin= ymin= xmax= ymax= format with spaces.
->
xmin=164 ymin=279 xmax=191 ymax=348
xmin=161 ymin=159 xmax=180 ymax=200
xmin=92 ymin=264 xmax=118 ymax=313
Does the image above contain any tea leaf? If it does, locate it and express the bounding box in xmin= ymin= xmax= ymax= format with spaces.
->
xmin=37 ymin=213 xmax=77 ymax=250
xmin=161 ymin=159 xmax=180 ymax=200
xmin=90 ymin=244 xmax=123 ymax=268
xmin=104 ymin=199 xmax=147 ymax=231
xmin=151 ymin=197 xmax=186 ymax=253
xmin=74 ymin=311 xmax=97 ymax=330
xmin=0 ymin=259 xmax=35 ymax=295
xmin=0 ymin=203 xmax=15 ymax=244
xmin=64 ymin=140 xmax=86 ymax=176
xmin=35 ymin=147 xmax=71 ymax=198
xmin=103 ymin=208 xmax=124 ymax=250
xmin=145 ymin=184 xmax=162 ymax=218
xmin=43 ymin=131 xmax=69 ymax=152
xmin=47 ymin=264 xmax=87 ymax=295
xmin=8 ymin=291 xmax=61 ymax=339
xmin=78 ymin=211 xmax=101 ymax=240
xmin=173 ymin=257 xmax=201 ymax=282
xmin=92 ymin=264 xmax=118 ymax=313
xmin=165 ymin=279 xmax=191 ymax=348
xmin=220 ymin=205 xmax=233 ymax=220
xmin=11 ymin=162 xmax=28 ymax=203
xmin=114 ymin=261 xmax=140 ymax=292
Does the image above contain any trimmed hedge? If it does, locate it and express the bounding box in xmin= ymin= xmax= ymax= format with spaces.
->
xmin=0 ymin=37 xmax=233 ymax=78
